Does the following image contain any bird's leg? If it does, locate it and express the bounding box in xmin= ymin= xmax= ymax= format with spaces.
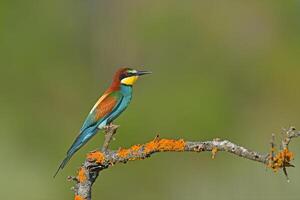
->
xmin=101 ymin=123 xmax=119 ymax=152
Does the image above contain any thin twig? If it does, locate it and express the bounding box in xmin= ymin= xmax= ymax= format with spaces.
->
xmin=101 ymin=124 xmax=119 ymax=152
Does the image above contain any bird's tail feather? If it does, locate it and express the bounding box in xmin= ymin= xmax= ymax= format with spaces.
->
xmin=53 ymin=144 xmax=80 ymax=178
xmin=53 ymin=126 xmax=98 ymax=178
xmin=53 ymin=155 xmax=71 ymax=178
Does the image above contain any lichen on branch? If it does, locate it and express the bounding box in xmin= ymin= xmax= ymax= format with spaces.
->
xmin=71 ymin=126 xmax=300 ymax=200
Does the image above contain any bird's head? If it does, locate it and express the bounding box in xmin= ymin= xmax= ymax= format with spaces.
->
xmin=115 ymin=67 xmax=152 ymax=86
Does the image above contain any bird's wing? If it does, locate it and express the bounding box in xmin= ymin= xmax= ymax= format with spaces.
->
xmin=80 ymin=91 xmax=123 ymax=132
xmin=53 ymin=91 xmax=123 ymax=177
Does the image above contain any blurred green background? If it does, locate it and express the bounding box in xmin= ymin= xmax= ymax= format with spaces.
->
xmin=1 ymin=0 xmax=300 ymax=199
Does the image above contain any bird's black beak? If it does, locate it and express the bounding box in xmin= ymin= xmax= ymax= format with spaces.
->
xmin=137 ymin=70 xmax=152 ymax=76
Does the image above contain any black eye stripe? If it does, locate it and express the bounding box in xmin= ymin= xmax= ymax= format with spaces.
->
xmin=119 ymin=71 xmax=136 ymax=80
xmin=119 ymin=73 xmax=127 ymax=80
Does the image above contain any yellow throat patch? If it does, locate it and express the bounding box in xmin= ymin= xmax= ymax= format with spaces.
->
xmin=121 ymin=76 xmax=139 ymax=85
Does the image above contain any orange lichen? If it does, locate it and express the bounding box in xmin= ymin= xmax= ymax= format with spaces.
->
xmin=117 ymin=148 xmax=130 ymax=158
xmin=268 ymin=148 xmax=294 ymax=171
xmin=74 ymin=195 xmax=84 ymax=200
xmin=117 ymin=144 xmax=143 ymax=158
xmin=144 ymin=139 xmax=185 ymax=154
xmin=77 ymin=167 xmax=86 ymax=183
xmin=211 ymin=147 xmax=218 ymax=159
xmin=158 ymin=139 xmax=185 ymax=151
xmin=87 ymin=151 xmax=105 ymax=164
xmin=130 ymin=144 xmax=141 ymax=152
xmin=144 ymin=140 xmax=157 ymax=154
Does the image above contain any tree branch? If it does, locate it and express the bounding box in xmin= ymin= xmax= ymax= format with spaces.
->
xmin=71 ymin=127 xmax=300 ymax=200
xmin=101 ymin=124 xmax=119 ymax=152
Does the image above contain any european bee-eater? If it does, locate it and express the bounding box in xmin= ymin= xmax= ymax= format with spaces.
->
xmin=54 ymin=67 xmax=151 ymax=177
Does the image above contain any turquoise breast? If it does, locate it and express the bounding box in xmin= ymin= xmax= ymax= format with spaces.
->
xmin=106 ymin=84 xmax=133 ymax=123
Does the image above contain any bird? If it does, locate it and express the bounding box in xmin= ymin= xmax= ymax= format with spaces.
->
xmin=54 ymin=67 xmax=151 ymax=177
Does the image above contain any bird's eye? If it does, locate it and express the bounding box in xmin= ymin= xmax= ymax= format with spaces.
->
xmin=119 ymin=70 xmax=137 ymax=80
xmin=119 ymin=72 xmax=130 ymax=80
